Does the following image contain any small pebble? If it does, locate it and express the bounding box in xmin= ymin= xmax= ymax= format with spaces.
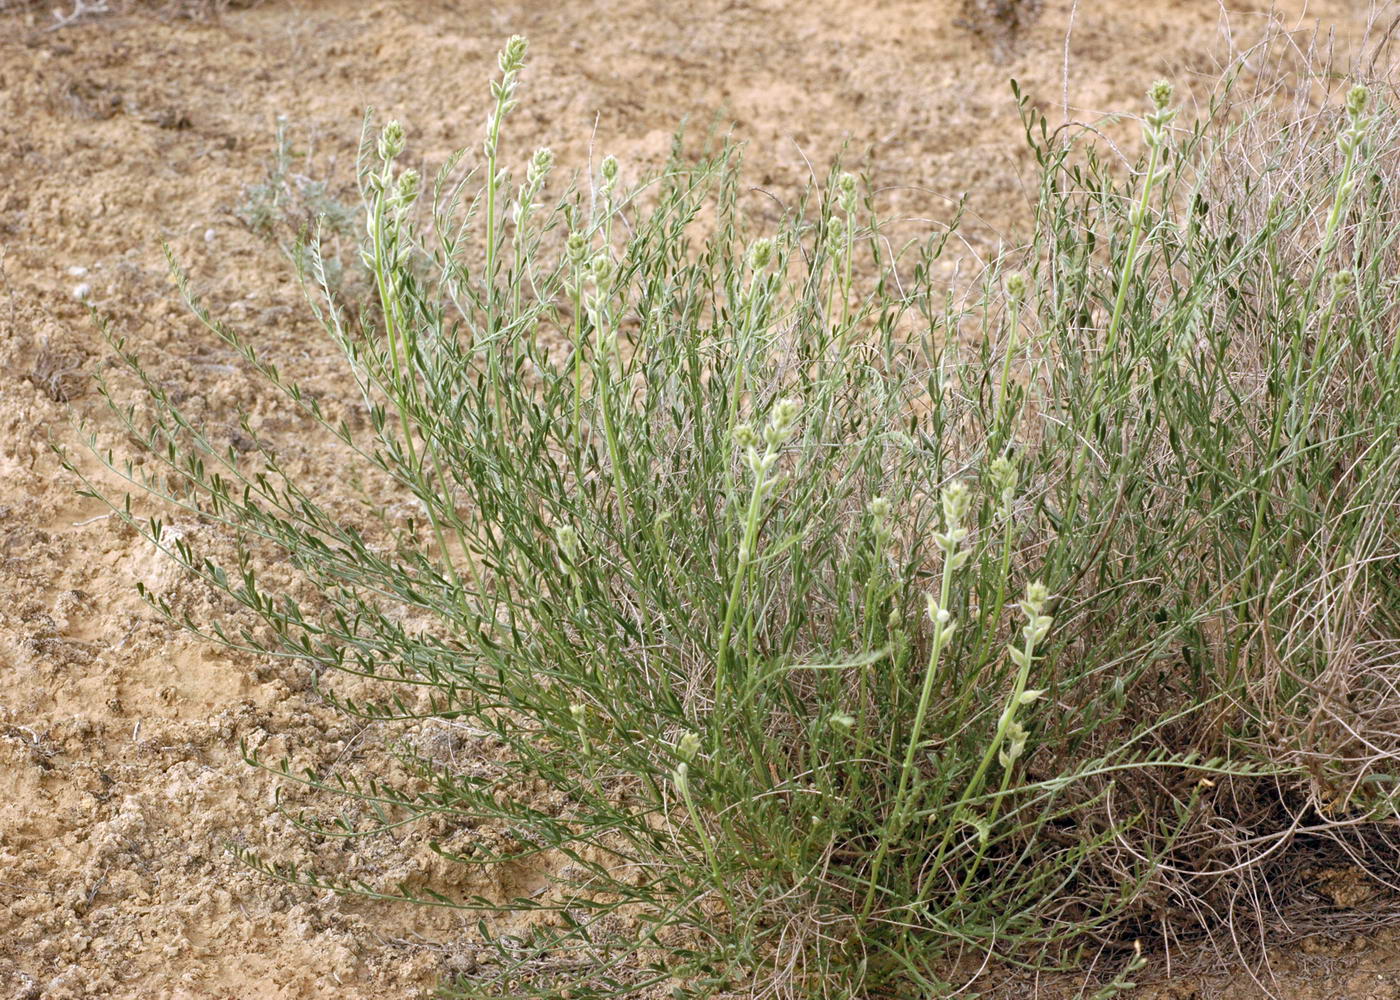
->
xmin=72 ymin=283 xmax=91 ymax=301
xmin=67 ymin=265 xmax=88 ymax=277
xmin=203 ymin=228 xmax=216 ymax=243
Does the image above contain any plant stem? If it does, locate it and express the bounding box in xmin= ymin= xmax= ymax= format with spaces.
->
xmin=859 ymin=540 xmax=958 ymax=922
xmin=716 ymin=463 xmax=766 ymax=705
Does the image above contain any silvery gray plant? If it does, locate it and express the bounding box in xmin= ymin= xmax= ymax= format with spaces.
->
xmin=68 ymin=35 xmax=1400 ymax=1000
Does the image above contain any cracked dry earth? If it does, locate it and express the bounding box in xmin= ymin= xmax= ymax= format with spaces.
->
xmin=0 ymin=0 xmax=1396 ymax=997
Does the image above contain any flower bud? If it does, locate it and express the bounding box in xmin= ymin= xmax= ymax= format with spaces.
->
xmin=498 ymin=34 xmax=528 ymax=74
xmin=589 ymin=253 xmax=615 ymax=289
xmin=838 ymin=171 xmax=858 ymax=213
xmin=531 ymin=145 xmax=554 ymax=173
xmin=1023 ymin=581 xmax=1050 ymax=616
xmin=989 ymin=455 xmax=1018 ymax=501
xmin=1148 ymin=80 xmax=1174 ymax=112
xmin=394 ymin=168 xmax=420 ymax=208
xmin=566 ymin=232 xmax=589 ymax=266
xmin=555 ymin=524 xmax=578 ymax=562
xmin=677 ymin=731 xmax=701 ymax=762
xmin=941 ymin=480 xmax=971 ymax=528
xmin=748 ymin=237 xmax=774 ymax=271
xmin=999 ymin=720 xmax=1028 ymax=769
xmin=769 ymin=398 xmax=801 ymax=437
xmin=1346 ymin=84 xmax=1369 ymax=120
xmin=601 ymin=154 xmax=620 ymax=189
xmin=378 ymin=120 xmax=406 ymax=162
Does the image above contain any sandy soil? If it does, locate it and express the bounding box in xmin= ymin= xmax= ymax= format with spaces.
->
xmin=0 ymin=0 xmax=1391 ymax=997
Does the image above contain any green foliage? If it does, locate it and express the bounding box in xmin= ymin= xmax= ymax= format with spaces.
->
xmin=69 ymin=37 xmax=1400 ymax=999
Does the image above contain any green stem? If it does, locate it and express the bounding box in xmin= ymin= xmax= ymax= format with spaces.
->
xmin=1102 ymin=141 xmax=1160 ymax=363
xmin=950 ymin=627 xmax=1039 ymax=901
xmin=1243 ymin=132 xmax=1361 ymax=582
xmin=858 ymin=540 xmax=958 ymax=922
xmin=571 ymin=263 xmax=585 ymax=448
xmin=369 ymin=170 xmax=467 ymax=606
xmin=716 ymin=463 xmax=766 ymax=705
xmin=994 ymin=295 xmax=1022 ymax=450
xmin=958 ymin=500 xmax=1016 ymax=724
xmin=595 ymin=320 xmax=631 ymax=537
xmin=840 ymin=211 xmax=855 ymax=338
xmin=676 ymin=765 xmax=735 ymax=917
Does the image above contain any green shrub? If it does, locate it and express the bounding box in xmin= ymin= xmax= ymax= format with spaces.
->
xmin=72 ymin=36 xmax=1400 ymax=999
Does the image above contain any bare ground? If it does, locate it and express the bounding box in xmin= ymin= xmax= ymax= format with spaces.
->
xmin=0 ymin=0 xmax=1393 ymax=996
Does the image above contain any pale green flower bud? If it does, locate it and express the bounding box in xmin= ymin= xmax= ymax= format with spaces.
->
xmin=1023 ymin=614 xmax=1052 ymax=644
xmin=1149 ymin=80 xmax=1174 ymax=112
xmin=748 ymin=237 xmax=774 ymax=271
xmin=941 ymin=480 xmax=971 ymax=528
xmin=393 ymin=168 xmax=420 ymax=208
xmin=570 ymin=702 xmax=591 ymax=756
xmin=677 ymin=731 xmax=701 ymax=762
xmin=378 ymin=120 xmax=406 ymax=162
xmin=589 ymin=253 xmax=615 ymax=289
xmin=555 ymin=524 xmax=578 ymax=562
xmin=1023 ymin=580 xmax=1050 ymax=616
xmin=601 ymin=155 xmax=620 ymax=188
xmin=829 ymin=712 xmax=856 ymax=731
xmin=999 ymin=720 xmax=1028 ymax=769
xmin=867 ymin=496 xmax=891 ymax=522
xmin=1004 ymin=271 xmax=1027 ymax=303
xmin=989 ymin=455 xmax=1018 ymax=502
xmin=734 ymin=423 xmax=759 ymax=449
xmin=566 ymin=232 xmax=589 ymax=265
xmin=1347 ymin=84 xmax=1369 ymax=120
xmin=499 ymin=34 xmax=528 ymax=74
xmin=531 ymin=145 xmax=554 ymax=174
xmin=838 ymin=171 xmax=858 ymax=214
xmin=769 ymin=397 xmax=801 ymax=434
xmin=514 ymin=150 xmax=551 ymax=227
